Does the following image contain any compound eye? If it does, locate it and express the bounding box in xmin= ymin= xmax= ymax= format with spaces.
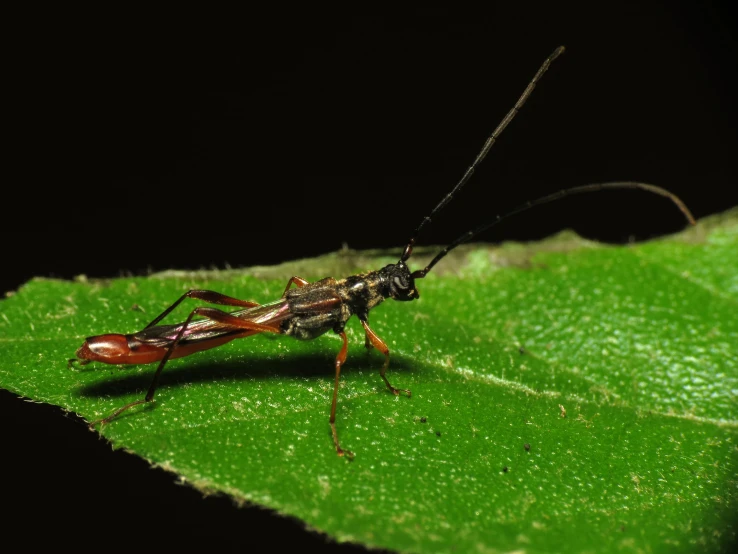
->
xmin=393 ymin=275 xmax=408 ymax=290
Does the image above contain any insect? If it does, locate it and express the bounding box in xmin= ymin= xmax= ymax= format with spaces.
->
xmin=71 ymin=46 xmax=695 ymax=458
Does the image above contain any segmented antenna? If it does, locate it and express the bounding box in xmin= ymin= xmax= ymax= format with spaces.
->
xmin=411 ymin=182 xmax=696 ymax=279
xmin=400 ymin=45 xmax=566 ymax=262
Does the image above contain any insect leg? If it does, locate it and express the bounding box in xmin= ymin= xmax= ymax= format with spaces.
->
xmin=361 ymin=320 xmax=411 ymax=397
xmin=329 ymin=331 xmax=353 ymax=458
xmin=90 ymin=307 xmax=281 ymax=426
xmin=281 ymin=276 xmax=310 ymax=297
xmin=144 ymin=290 xmax=261 ymax=329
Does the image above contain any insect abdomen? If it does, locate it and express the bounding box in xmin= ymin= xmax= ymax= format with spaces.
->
xmin=76 ymin=331 xmax=246 ymax=366
xmin=76 ymin=334 xmax=168 ymax=365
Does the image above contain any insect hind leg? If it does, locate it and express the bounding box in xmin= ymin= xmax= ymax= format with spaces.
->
xmin=144 ymin=289 xmax=261 ymax=329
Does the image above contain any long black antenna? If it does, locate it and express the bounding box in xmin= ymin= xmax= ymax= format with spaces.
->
xmin=411 ymin=182 xmax=696 ymax=279
xmin=400 ymin=45 xmax=566 ymax=262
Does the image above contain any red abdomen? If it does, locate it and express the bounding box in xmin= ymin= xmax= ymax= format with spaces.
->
xmin=75 ymin=332 xmax=241 ymax=365
xmin=76 ymin=334 xmax=168 ymax=365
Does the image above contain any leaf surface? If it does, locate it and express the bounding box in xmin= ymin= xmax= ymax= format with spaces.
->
xmin=1 ymin=209 xmax=737 ymax=553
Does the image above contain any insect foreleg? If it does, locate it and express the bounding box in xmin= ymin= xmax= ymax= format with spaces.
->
xmin=90 ymin=307 xmax=281 ymax=427
xmin=361 ymin=320 xmax=411 ymax=398
xmin=330 ymin=331 xmax=353 ymax=459
xmin=144 ymin=289 xmax=261 ymax=329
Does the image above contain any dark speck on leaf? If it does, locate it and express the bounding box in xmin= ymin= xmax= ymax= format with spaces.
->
xmin=524 ymin=443 xmax=531 ymax=451
xmin=502 ymin=466 xmax=508 ymax=473
xmin=420 ymin=417 xmax=427 ymax=423
xmin=519 ymin=346 xmax=525 ymax=354
xmin=436 ymin=431 xmax=441 ymax=437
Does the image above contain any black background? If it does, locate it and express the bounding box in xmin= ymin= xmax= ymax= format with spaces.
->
xmin=4 ymin=4 xmax=737 ymax=552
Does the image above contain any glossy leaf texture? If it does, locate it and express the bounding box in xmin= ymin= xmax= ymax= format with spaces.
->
xmin=1 ymin=209 xmax=736 ymax=553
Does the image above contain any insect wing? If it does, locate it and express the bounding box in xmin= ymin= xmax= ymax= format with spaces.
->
xmin=230 ymin=298 xmax=292 ymax=326
xmin=133 ymin=299 xmax=292 ymax=347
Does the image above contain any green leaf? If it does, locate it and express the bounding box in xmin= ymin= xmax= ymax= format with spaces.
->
xmin=2 ymin=209 xmax=737 ymax=553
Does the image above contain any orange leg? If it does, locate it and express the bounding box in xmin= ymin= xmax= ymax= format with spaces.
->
xmin=282 ymin=276 xmax=310 ymax=297
xmin=329 ymin=331 xmax=353 ymax=459
xmin=91 ymin=306 xmax=281 ymax=427
xmin=361 ymin=320 xmax=411 ymax=397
